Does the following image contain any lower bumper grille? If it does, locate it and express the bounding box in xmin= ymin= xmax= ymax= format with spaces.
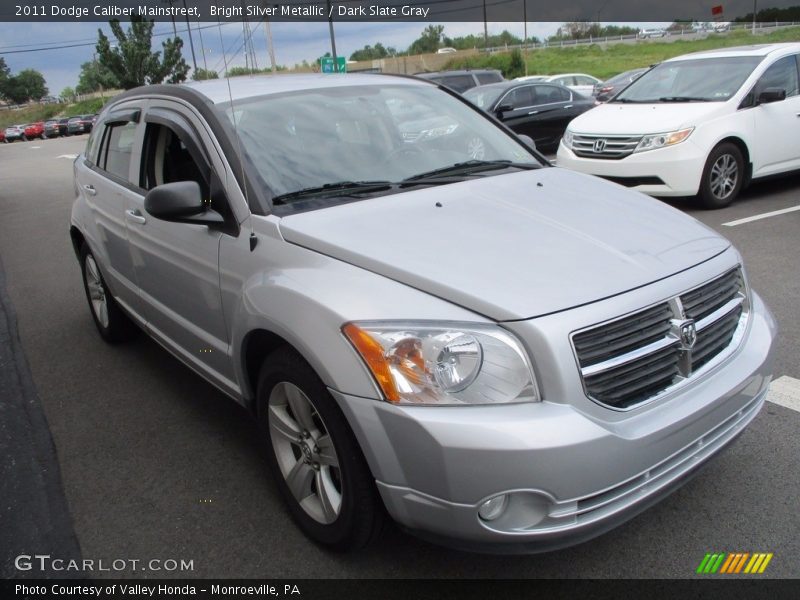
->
xmin=573 ymin=268 xmax=748 ymax=409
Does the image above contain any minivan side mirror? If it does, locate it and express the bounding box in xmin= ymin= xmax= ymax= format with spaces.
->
xmin=144 ymin=181 xmax=224 ymax=226
xmin=517 ymin=134 xmax=537 ymax=151
xmin=758 ymin=87 xmax=786 ymax=105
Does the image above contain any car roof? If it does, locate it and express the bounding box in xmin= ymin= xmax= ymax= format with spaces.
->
xmin=666 ymin=42 xmax=800 ymax=62
xmin=182 ymin=73 xmax=429 ymax=104
xmin=545 ymin=73 xmax=597 ymax=79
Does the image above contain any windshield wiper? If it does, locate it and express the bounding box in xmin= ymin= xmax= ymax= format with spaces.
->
xmin=402 ymin=160 xmax=538 ymax=183
xmin=272 ymin=180 xmax=393 ymax=204
xmin=657 ymin=96 xmax=710 ymax=102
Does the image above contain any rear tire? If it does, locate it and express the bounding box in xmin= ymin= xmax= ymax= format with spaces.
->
xmin=79 ymin=244 xmax=137 ymax=343
xmin=256 ymin=348 xmax=385 ymax=551
xmin=699 ymin=142 xmax=744 ymax=209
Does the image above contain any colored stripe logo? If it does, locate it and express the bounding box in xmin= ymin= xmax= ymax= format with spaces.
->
xmin=696 ymin=552 xmax=773 ymax=574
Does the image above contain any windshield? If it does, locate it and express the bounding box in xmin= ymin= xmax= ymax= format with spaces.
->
xmin=223 ymin=84 xmax=539 ymax=206
xmin=614 ymin=56 xmax=763 ymax=102
xmin=463 ymin=86 xmax=506 ymax=109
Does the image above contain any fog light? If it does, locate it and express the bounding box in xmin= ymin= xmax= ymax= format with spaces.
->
xmin=478 ymin=495 xmax=508 ymax=521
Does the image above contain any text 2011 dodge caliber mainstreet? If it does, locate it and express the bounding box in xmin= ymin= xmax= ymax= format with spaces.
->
xmin=70 ymin=74 xmax=776 ymax=553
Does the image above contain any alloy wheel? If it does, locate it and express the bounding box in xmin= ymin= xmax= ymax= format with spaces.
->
xmin=709 ymin=153 xmax=738 ymax=200
xmin=84 ymin=255 xmax=109 ymax=328
xmin=268 ymin=381 xmax=342 ymax=524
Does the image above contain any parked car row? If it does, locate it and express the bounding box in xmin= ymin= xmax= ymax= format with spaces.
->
xmin=2 ymin=114 xmax=96 ymax=143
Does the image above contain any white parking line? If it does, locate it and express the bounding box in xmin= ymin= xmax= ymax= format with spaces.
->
xmin=767 ymin=376 xmax=800 ymax=413
xmin=722 ymin=205 xmax=800 ymax=227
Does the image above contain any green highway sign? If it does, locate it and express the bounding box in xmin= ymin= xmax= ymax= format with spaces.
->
xmin=320 ymin=56 xmax=347 ymax=74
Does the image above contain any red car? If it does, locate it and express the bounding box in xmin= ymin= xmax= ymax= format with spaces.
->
xmin=24 ymin=122 xmax=45 ymax=140
xmin=0 ymin=130 xmax=5 ymax=143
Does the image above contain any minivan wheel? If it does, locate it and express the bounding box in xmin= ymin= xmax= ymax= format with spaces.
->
xmin=80 ymin=244 xmax=136 ymax=343
xmin=257 ymin=348 xmax=385 ymax=551
xmin=699 ymin=142 xmax=744 ymax=208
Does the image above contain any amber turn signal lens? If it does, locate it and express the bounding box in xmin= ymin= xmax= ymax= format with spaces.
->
xmin=342 ymin=323 xmax=400 ymax=402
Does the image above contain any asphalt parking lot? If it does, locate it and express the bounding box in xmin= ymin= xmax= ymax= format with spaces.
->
xmin=1 ymin=135 xmax=798 ymax=579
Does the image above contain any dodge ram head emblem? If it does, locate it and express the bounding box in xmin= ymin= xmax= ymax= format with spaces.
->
xmin=680 ymin=320 xmax=697 ymax=349
xmin=593 ymin=139 xmax=607 ymax=152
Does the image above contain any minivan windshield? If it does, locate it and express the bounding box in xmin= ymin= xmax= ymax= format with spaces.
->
xmin=222 ymin=84 xmax=540 ymax=209
xmin=613 ymin=56 xmax=763 ymax=103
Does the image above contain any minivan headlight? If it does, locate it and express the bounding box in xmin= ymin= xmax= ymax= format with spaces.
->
xmin=634 ymin=127 xmax=694 ymax=153
xmin=343 ymin=322 xmax=540 ymax=405
xmin=562 ymin=129 xmax=574 ymax=148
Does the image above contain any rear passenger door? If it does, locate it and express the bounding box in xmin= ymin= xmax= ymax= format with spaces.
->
xmin=124 ymin=101 xmax=239 ymax=393
xmin=529 ymin=85 xmax=574 ymax=148
xmin=76 ymin=104 xmax=146 ymax=322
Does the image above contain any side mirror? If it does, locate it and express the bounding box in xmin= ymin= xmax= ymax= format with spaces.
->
xmin=758 ymin=87 xmax=786 ymax=105
xmin=518 ymin=134 xmax=536 ymax=151
xmin=144 ymin=181 xmax=224 ymax=226
xmin=495 ymin=103 xmax=513 ymax=119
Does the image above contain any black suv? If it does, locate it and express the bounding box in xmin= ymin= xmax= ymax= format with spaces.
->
xmin=415 ymin=69 xmax=504 ymax=93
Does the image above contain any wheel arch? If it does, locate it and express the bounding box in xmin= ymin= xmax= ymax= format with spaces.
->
xmin=715 ymin=136 xmax=752 ymax=186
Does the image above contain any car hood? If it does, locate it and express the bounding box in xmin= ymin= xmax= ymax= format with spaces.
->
xmin=569 ymin=102 xmax=728 ymax=135
xmin=279 ymin=168 xmax=729 ymax=321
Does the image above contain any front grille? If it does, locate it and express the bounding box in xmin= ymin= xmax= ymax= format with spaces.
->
xmin=572 ymin=268 xmax=748 ymax=409
xmin=571 ymin=134 xmax=642 ymax=159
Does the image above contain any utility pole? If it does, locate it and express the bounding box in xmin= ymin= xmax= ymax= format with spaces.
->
xmin=197 ymin=23 xmax=208 ymax=71
xmin=483 ymin=0 xmax=488 ymax=48
xmin=753 ymin=0 xmax=758 ymax=34
xmin=182 ymin=0 xmax=198 ymax=73
xmin=264 ymin=18 xmax=277 ymax=73
xmin=326 ymin=0 xmax=339 ymax=72
xmin=523 ymin=0 xmax=528 ymax=76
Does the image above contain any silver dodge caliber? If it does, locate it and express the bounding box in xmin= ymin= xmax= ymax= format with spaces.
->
xmin=70 ymin=74 xmax=776 ymax=553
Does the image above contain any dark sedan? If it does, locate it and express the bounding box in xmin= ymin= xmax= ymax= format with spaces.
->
xmin=58 ymin=118 xmax=71 ymax=136
xmin=44 ymin=119 xmax=61 ymax=138
xmin=463 ymin=81 xmax=596 ymax=152
xmin=593 ymin=68 xmax=649 ymax=103
xmin=67 ymin=115 xmax=93 ymax=135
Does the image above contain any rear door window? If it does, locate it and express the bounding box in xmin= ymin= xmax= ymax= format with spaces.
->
xmin=438 ymin=75 xmax=477 ymax=92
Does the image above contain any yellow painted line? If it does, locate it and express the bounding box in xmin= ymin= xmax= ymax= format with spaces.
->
xmin=758 ymin=553 xmax=774 ymax=573
xmin=744 ymin=554 xmax=760 ymax=573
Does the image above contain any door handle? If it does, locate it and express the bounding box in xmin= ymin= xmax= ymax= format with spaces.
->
xmin=564 ymin=105 xmax=573 ymax=109
xmin=82 ymin=184 xmax=96 ymax=196
xmin=528 ymin=110 xmax=539 ymax=115
xmin=125 ymin=209 xmax=146 ymax=225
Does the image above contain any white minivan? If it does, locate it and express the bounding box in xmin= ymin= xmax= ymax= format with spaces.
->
xmin=557 ymin=43 xmax=800 ymax=207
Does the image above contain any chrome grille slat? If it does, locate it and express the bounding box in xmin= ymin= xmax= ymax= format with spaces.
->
xmin=571 ymin=134 xmax=643 ymax=160
xmin=573 ymin=268 xmax=748 ymax=409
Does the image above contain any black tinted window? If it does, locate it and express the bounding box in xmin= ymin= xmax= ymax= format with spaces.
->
xmin=504 ymin=86 xmax=534 ymax=108
xmin=756 ymin=55 xmax=800 ymax=97
xmin=534 ymin=85 xmax=570 ymax=104
xmin=476 ymin=72 xmax=502 ymax=85
xmin=438 ymin=75 xmax=476 ymax=92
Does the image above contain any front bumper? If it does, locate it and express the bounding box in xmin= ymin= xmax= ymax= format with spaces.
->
xmin=556 ymin=140 xmax=707 ymax=197
xmin=332 ymin=293 xmax=776 ymax=553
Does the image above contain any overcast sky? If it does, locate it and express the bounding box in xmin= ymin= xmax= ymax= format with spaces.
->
xmin=0 ymin=21 xmax=668 ymax=95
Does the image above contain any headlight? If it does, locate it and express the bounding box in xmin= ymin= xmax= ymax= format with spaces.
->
xmin=562 ymin=129 xmax=574 ymax=148
xmin=343 ymin=322 xmax=539 ymax=405
xmin=634 ymin=127 xmax=693 ymax=153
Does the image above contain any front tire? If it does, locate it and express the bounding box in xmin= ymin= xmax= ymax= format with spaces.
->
xmin=257 ymin=348 xmax=385 ymax=551
xmin=699 ymin=142 xmax=744 ymax=208
xmin=79 ymin=244 xmax=136 ymax=343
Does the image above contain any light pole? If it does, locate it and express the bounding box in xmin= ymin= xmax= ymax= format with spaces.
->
xmin=753 ymin=0 xmax=758 ymax=34
xmin=326 ymin=0 xmax=339 ymax=72
xmin=523 ymin=0 xmax=528 ymax=76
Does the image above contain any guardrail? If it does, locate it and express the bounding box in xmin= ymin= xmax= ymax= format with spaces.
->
xmin=481 ymin=21 xmax=799 ymax=53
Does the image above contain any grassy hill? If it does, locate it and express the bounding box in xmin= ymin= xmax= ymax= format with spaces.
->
xmin=445 ymin=26 xmax=800 ymax=80
xmin=0 ymin=97 xmax=107 ymax=129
